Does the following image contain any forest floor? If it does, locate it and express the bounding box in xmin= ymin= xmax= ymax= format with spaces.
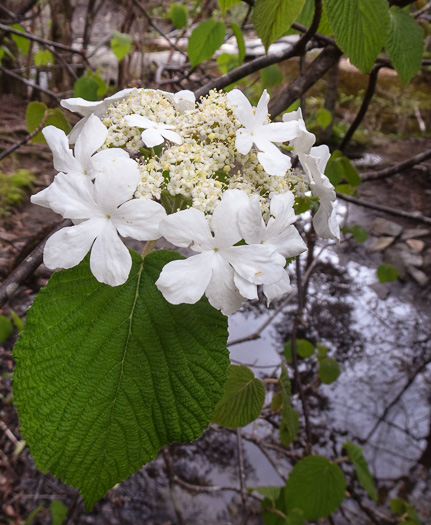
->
xmin=1 ymin=92 xmax=431 ymax=524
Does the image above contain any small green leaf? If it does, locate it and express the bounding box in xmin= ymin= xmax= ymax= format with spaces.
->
xmin=24 ymin=504 xmax=44 ymax=525
xmin=260 ymin=64 xmax=283 ymax=89
xmin=231 ymin=22 xmax=246 ymax=63
xmin=324 ymin=0 xmax=390 ymax=74
xmin=188 ymin=19 xmax=226 ymax=68
xmin=50 ymin=500 xmax=68 ymax=525
xmin=34 ymin=49 xmax=53 ymax=66
xmin=170 ymin=3 xmax=188 ymax=29
xmin=284 ymin=339 xmax=314 ymax=359
xmin=212 ymin=365 xmax=265 ymax=428
xmin=11 ymin=24 xmax=30 ymax=55
xmin=11 ymin=310 xmax=24 ymax=332
xmin=13 ymin=250 xmax=229 ymax=509
xmin=218 ymin=0 xmax=242 ymax=16
xmin=271 ymin=391 xmax=283 ymax=410
xmin=316 ymin=108 xmax=332 ymax=129
xmin=251 ymin=485 xmax=281 ymax=503
xmin=217 ymin=53 xmax=239 ymax=74
xmin=284 ymin=455 xmax=346 ymax=520
xmin=316 ymin=343 xmax=328 ymax=357
xmin=335 ymin=183 xmax=355 ymax=195
xmin=351 ymin=225 xmax=368 ymax=243
xmin=377 ymin=263 xmax=398 ymax=283
xmin=110 ymin=30 xmax=132 ymax=62
xmin=287 ymin=509 xmax=305 ymax=525
xmin=26 ymin=102 xmax=71 ymax=143
xmin=386 ymin=7 xmax=424 ymax=85
xmin=0 ymin=315 xmax=13 ymax=342
xmin=343 ymin=440 xmax=377 ymax=501
xmin=318 ymin=357 xmax=341 ymax=384
xmin=390 ymin=498 xmax=421 ymax=524
xmin=73 ymin=76 xmax=99 ymax=101
xmin=253 ymin=0 xmax=306 ymax=51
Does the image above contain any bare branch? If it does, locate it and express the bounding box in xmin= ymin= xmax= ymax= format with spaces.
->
xmin=0 ymin=66 xmax=60 ymax=101
xmin=361 ymin=148 xmax=431 ymax=181
xmin=0 ymin=110 xmax=48 ymax=161
xmin=336 ymin=193 xmax=431 ymax=226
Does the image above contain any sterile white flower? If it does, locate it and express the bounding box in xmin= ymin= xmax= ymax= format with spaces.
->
xmin=61 ymin=88 xmax=135 ymax=143
xmin=156 ymin=189 xmax=286 ymax=315
xmin=283 ymin=109 xmax=340 ymax=241
xmin=32 ymin=114 xmax=129 ymax=209
xmin=237 ymin=191 xmax=307 ymax=303
xmin=124 ymin=114 xmax=183 ymax=147
xmin=160 ymin=89 xmax=196 ymax=113
xmin=32 ymin=157 xmax=166 ymax=286
xmin=227 ymin=89 xmax=299 ymax=176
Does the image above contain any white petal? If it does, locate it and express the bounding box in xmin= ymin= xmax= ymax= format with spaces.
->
xmin=206 ymin=255 xmax=246 ymax=314
xmin=257 ymin=148 xmax=291 ymax=176
xmin=235 ymin=129 xmax=254 ymax=155
xmin=161 ymin=129 xmax=183 ymax=145
xmin=90 ymin=223 xmax=132 ymax=286
xmin=227 ymin=89 xmax=255 ymax=128
xmin=114 ymin=199 xmax=166 ymax=240
xmin=310 ymin=144 xmax=331 ymax=172
xmin=156 ymin=252 xmax=215 ymax=305
xmin=141 ymin=128 xmax=164 ymax=147
xmin=159 ymin=208 xmax=213 ymax=250
xmin=211 ymin=189 xmax=247 ymax=248
xmin=237 ymin=195 xmax=264 ymax=245
xmin=124 ymin=114 xmax=153 ymax=128
xmin=31 ymin=186 xmax=52 ymax=209
xmin=43 ymin=219 xmax=104 ymax=270
xmin=74 ymin=114 xmax=108 ymax=167
xmin=265 ymin=192 xmax=297 ymax=238
xmin=254 ymin=89 xmax=270 ymax=126
xmin=232 ymin=273 xmax=258 ymax=301
xmin=68 ymin=118 xmax=88 ymax=145
xmin=42 ymin=126 xmax=80 ymax=174
xmin=263 ymin=270 xmax=293 ymax=305
xmin=264 ymin=226 xmax=307 ymax=258
xmin=93 ymin=157 xmax=140 ymax=212
xmin=283 ymin=109 xmax=316 ymax=154
xmin=60 ymin=97 xmax=103 ymax=117
xmin=223 ymin=244 xmax=285 ymax=285
xmin=312 ymin=196 xmax=340 ymax=241
xmin=41 ymin=172 xmax=101 ymax=219
xmin=90 ymin=148 xmax=130 ymax=179
xmin=255 ymin=121 xmax=299 ymax=144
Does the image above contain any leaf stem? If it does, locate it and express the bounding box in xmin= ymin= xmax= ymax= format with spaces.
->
xmin=141 ymin=240 xmax=156 ymax=259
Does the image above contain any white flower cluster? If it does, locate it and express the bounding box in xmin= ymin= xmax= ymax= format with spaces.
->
xmin=31 ymin=87 xmax=340 ymax=315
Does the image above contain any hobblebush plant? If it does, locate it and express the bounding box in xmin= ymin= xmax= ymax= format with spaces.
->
xmin=13 ymin=87 xmax=340 ymax=509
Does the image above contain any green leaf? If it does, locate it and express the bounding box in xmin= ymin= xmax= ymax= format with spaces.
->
xmin=284 ymin=455 xmax=346 ymax=519
xmin=390 ymin=498 xmax=421 ymax=524
xmin=13 ymin=250 xmax=229 ymax=510
xmin=284 ymin=339 xmax=315 ymax=360
xmin=24 ymin=504 xmax=44 ymax=525
xmin=26 ymin=102 xmax=71 ymax=143
xmin=188 ymin=19 xmax=226 ymax=68
xmin=0 ymin=315 xmax=13 ymax=342
xmin=260 ymin=64 xmax=283 ymax=89
xmin=335 ymin=183 xmax=355 ymax=195
xmin=351 ymin=225 xmax=368 ymax=243
xmin=253 ymin=0 xmax=306 ymax=51
xmin=217 ymin=52 xmax=239 ymax=74
xmin=34 ymin=49 xmax=53 ymax=66
xmin=110 ymin=30 xmax=132 ymax=62
xmin=271 ymin=391 xmax=283 ymax=410
xmin=212 ymin=365 xmax=265 ymax=428
xmin=324 ymin=0 xmax=390 ymax=74
xmin=251 ymin=485 xmax=281 ymax=504
xmin=386 ymin=7 xmax=424 ymax=85
xmin=287 ymin=509 xmax=305 ymax=525
xmin=377 ymin=263 xmax=398 ymax=283
xmin=343 ymin=440 xmax=377 ymax=501
xmin=316 ymin=108 xmax=332 ymax=129
xmin=218 ymin=0 xmax=242 ymax=16
xmin=50 ymin=500 xmax=68 ymax=525
xmin=170 ymin=3 xmax=188 ymax=29
xmin=279 ymin=365 xmax=299 ymax=447
xmin=11 ymin=24 xmax=30 ymax=55
xmin=73 ymin=75 xmax=99 ymax=101
xmin=318 ymin=357 xmax=341 ymax=384
xmin=231 ymin=22 xmax=246 ymax=63
xmin=11 ymin=310 xmax=25 ymax=332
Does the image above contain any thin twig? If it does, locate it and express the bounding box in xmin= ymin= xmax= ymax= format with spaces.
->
xmin=361 ymin=148 xmax=431 ymax=182
xmin=0 ymin=66 xmax=60 ymax=101
xmin=339 ymin=65 xmax=382 ymax=152
xmin=0 ymin=111 xmax=48 ymax=161
xmin=132 ymin=0 xmax=187 ymax=56
xmin=161 ymin=447 xmax=186 ymax=525
xmin=414 ymin=0 xmax=431 ymax=17
xmin=336 ymin=193 xmax=431 ymax=226
xmin=0 ymin=220 xmax=71 ymax=309
xmin=236 ymin=428 xmax=249 ymax=514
